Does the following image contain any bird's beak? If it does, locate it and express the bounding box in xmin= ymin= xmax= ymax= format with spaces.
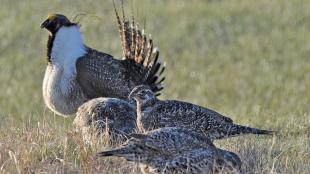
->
xmin=40 ymin=19 xmax=49 ymax=29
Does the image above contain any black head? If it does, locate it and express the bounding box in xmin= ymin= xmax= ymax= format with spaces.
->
xmin=40 ymin=14 xmax=76 ymax=35
xmin=128 ymin=85 xmax=156 ymax=104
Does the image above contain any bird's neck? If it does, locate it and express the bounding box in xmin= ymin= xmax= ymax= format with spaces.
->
xmin=136 ymin=98 xmax=158 ymax=132
xmin=137 ymin=98 xmax=157 ymax=111
xmin=47 ymin=25 xmax=86 ymax=64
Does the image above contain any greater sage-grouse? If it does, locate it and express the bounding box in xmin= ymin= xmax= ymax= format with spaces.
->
xmin=96 ymin=127 xmax=242 ymax=174
xmin=40 ymin=10 xmax=165 ymax=116
xmin=73 ymin=97 xmax=137 ymax=143
xmin=129 ymin=85 xmax=273 ymax=140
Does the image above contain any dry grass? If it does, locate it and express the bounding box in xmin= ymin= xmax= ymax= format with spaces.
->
xmin=0 ymin=0 xmax=309 ymax=173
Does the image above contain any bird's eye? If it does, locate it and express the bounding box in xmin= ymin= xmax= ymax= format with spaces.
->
xmin=138 ymin=90 xmax=147 ymax=97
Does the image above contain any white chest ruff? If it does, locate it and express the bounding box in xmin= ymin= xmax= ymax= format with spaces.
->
xmin=43 ymin=65 xmax=86 ymax=116
xmin=42 ymin=26 xmax=87 ymax=116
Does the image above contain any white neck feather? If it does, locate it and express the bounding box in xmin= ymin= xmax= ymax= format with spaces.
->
xmin=51 ymin=25 xmax=86 ymax=77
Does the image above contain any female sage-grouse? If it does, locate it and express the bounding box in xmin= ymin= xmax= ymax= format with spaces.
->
xmin=96 ymin=127 xmax=242 ymax=174
xmin=73 ymin=97 xmax=137 ymax=143
xmin=129 ymin=85 xmax=273 ymax=140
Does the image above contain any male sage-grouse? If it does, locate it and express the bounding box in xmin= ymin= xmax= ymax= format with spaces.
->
xmin=96 ymin=127 xmax=242 ymax=174
xmin=129 ymin=85 xmax=273 ymax=140
xmin=40 ymin=10 xmax=165 ymax=116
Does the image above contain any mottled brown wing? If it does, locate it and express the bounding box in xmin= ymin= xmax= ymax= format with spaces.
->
xmin=76 ymin=48 xmax=131 ymax=99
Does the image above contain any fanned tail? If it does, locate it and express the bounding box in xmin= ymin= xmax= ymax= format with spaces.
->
xmin=113 ymin=0 xmax=165 ymax=96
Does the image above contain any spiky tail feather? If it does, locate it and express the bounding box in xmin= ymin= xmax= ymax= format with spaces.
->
xmin=95 ymin=149 xmax=124 ymax=157
xmin=113 ymin=0 xmax=165 ymax=96
xmin=94 ymin=148 xmax=126 ymax=160
xmin=208 ymin=124 xmax=275 ymax=140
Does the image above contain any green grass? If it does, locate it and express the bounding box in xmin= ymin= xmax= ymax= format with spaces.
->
xmin=0 ymin=0 xmax=309 ymax=173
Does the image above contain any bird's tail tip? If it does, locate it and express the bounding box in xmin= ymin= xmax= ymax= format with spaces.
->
xmin=238 ymin=124 xmax=276 ymax=136
xmin=94 ymin=149 xmax=123 ymax=160
xmin=211 ymin=124 xmax=276 ymax=140
xmin=257 ymin=129 xmax=277 ymax=136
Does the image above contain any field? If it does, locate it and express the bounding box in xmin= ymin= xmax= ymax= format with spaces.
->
xmin=0 ymin=0 xmax=309 ymax=173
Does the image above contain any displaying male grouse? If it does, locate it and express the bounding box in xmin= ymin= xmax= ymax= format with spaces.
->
xmin=96 ymin=127 xmax=242 ymax=174
xmin=129 ymin=85 xmax=273 ymax=140
xmin=40 ymin=11 xmax=165 ymax=116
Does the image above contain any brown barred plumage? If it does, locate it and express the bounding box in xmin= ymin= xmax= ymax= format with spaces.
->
xmin=129 ymin=85 xmax=275 ymax=140
xmin=96 ymin=127 xmax=242 ymax=174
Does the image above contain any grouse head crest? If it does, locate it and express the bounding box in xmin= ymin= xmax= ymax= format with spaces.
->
xmin=40 ymin=14 xmax=76 ymax=35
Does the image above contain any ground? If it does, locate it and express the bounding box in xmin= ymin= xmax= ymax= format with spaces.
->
xmin=0 ymin=0 xmax=309 ymax=173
